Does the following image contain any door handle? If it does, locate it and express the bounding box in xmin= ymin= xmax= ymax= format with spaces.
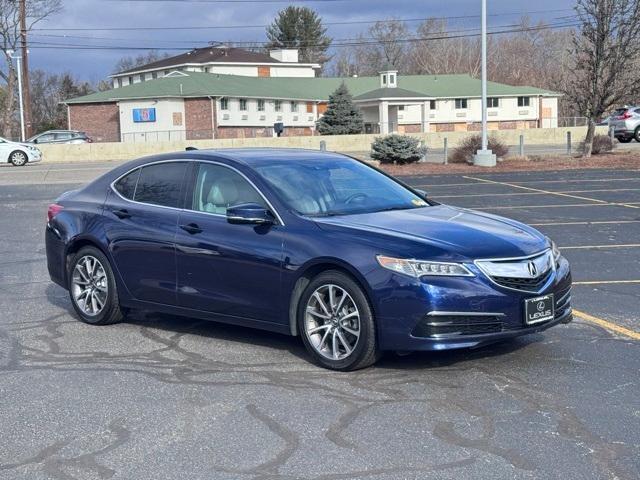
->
xmin=112 ymin=208 xmax=131 ymax=219
xmin=180 ymin=223 xmax=203 ymax=234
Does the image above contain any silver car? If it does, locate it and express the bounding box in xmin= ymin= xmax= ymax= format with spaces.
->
xmin=611 ymin=106 xmax=640 ymax=143
xmin=27 ymin=130 xmax=92 ymax=145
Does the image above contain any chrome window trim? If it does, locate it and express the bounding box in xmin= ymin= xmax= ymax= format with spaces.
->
xmin=473 ymin=248 xmax=556 ymax=294
xmin=109 ymin=158 xmax=285 ymax=226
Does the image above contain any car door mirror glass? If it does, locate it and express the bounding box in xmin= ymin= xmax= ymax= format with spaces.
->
xmin=227 ymin=203 xmax=274 ymax=225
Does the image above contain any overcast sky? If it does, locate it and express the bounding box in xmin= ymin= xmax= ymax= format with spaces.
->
xmin=29 ymin=0 xmax=577 ymax=83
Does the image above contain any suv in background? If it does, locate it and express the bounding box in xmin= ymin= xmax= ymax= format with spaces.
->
xmin=611 ymin=107 xmax=640 ymax=143
xmin=28 ymin=130 xmax=92 ymax=145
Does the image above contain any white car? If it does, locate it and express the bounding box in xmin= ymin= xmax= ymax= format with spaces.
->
xmin=0 ymin=137 xmax=42 ymax=166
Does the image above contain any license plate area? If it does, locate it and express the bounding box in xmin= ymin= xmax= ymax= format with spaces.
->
xmin=524 ymin=294 xmax=554 ymax=325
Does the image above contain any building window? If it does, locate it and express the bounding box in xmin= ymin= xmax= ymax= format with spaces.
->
xmin=517 ymin=96 xmax=530 ymax=107
xmin=455 ymin=98 xmax=468 ymax=109
xmin=274 ymin=100 xmax=282 ymax=112
xmin=429 ymin=100 xmax=436 ymax=110
xmin=488 ymin=97 xmax=499 ymax=108
xmin=257 ymin=99 xmax=265 ymax=111
xmin=220 ymin=98 xmax=229 ymax=110
xmin=290 ymin=101 xmax=298 ymax=112
xmin=389 ymin=74 xmax=395 ymax=85
xmin=128 ymin=76 xmax=133 ymax=85
xmin=398 ymin=105 xmax=404 ymax=111
xmin=382 ymin=74 xmax=387 ymax=85
xmin=117 ymin=78 xmax=122 ymax=88
xmin=151 ymin=72 xmax=157 ymax=79
xmin=239 ymin=99 xmax=247 ymax=111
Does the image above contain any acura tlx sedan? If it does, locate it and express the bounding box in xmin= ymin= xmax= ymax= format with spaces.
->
xmin=45 ymin=149 xmax=572 ymax=370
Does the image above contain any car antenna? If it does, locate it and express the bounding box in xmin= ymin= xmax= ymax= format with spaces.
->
xmin=185 ymin=146 xmax=198 ymax=151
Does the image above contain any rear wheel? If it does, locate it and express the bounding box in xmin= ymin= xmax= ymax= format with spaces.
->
xmin=298 ymin=270 xmax=379 ymax=371
xmin=68 ymin=246 xmax=123 ymax=325
xmin=9 ymin=150 xmax=27 ymax=166
xmin=634 ymin=127 xmax=640 ymax=142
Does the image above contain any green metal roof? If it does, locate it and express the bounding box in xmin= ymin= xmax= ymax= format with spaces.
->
xmin=353 ymin=87 xmax=430 ymax=101
xmin=65 ymin=72 xmax=558 ymax=105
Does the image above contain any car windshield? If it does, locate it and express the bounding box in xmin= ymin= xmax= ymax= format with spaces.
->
xmin=254 ymin=157 xmax=428 ymax=217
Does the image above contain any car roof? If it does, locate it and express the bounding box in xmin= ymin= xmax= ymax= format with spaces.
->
xmin=194 ymin=148 xmax=350 ymax=166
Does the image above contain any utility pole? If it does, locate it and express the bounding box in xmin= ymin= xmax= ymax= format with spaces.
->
xmin=19 ymin=0 xmax=32 ymax=138
xmin=473 ymin=0 xmax=496 ymax=167
xmin=7 ymin=51 xmax=26 ymax=141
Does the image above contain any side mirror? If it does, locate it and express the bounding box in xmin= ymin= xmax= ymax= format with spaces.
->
xmin=227 ymin=203 xmax=275 ymax=225
xmin=414 ymin=188 xmax=428 ymax=199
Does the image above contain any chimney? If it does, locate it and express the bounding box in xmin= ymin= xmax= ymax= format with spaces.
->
xmin=269 ymin=49 xmax=299 ymax=63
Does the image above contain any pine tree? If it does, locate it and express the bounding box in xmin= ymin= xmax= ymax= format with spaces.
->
xmin=266 ymin=6 xmax=332 ymax=65
xmin=316 ymin=83 xmax=364 ymax=135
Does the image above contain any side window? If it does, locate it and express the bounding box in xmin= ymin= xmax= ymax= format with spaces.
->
xmin=114 ymin=168 xmax=140 ymax=200
xmin=134 ymin=162 xmax=187 ymax=208
xmin=55 ymin=132 xmax=73 ymax=141
xmin=190 ymin=163 xmax=266 ymax=215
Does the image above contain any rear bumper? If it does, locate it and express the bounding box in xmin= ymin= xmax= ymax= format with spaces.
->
xmin=45 ymin=225 xmax=67 ymax=289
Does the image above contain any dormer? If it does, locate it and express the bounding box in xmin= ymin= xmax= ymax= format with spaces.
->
xmin=379 ymin=67 xmax=398 ymax=88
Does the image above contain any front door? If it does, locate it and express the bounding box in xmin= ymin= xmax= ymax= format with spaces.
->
xmin=175 ymin=162 xmax=285 ymax=324
xmin=104 ymin=161 xmax=188 ymax=305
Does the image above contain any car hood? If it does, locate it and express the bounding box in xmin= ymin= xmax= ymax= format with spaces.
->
xmin=313 ymin=205 xmax=548 ymax=260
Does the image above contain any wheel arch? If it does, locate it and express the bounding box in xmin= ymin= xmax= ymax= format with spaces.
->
xmin=287 ymin=258 xmax=376 ymax=336
xmin=64 ymin=236 xmax=110 ymax=284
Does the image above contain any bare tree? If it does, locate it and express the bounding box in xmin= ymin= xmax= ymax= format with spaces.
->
xmin=569 ymin=0 xmax=640 ymax=157
xmin=0 ymin=0 xmax=62 ymax=138
xmin=112 ymin=50 xmax=170 ymax=74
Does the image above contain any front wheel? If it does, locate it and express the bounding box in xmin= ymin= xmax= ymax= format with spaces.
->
xmin=298 ymin=270 xmax=379 ymax=371
xmin=68 ymin=246 xmax=123 ymax=325
xmin=9 ymin=150 xmax=27 ymax=166
xmin=618 ymin=136 xmax=632 ymax=143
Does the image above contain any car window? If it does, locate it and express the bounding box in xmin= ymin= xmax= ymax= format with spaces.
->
xmin=35 ymin=133 xmax=54 ymax=143
xmin=254 ymin=158 xmax=427 ymax=216
xmin=189 ymin=163 xmax=266 ymax=215
xmin=55 ymin=132 xmax=73 ymax=140
xmin=133 ymin=162 xmax=188 ymax=208
xmin=114 ymin=168 xmax=140 ymax=200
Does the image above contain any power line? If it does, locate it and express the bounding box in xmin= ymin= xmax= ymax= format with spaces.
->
xmin=25 ymin=21 xmax=579 ymax=52
xmin=32 ymin=8 xmax=574 ymax=31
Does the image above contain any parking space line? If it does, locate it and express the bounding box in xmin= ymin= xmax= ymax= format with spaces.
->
xmin=434 ymin=188 xmax=640 ymax=199
xmin=529 ymin=220 xmax=640 ymax=226
xmin=482 ymin=203 xmax=640 ymax=210
xmin=464 ymin=176 xmax=640 ymax=210
xmin=414 ymin=176 xmax=640 ymax=189
xmin=560 ymin=244 xmax=640 ymax=250
xmin=573 ymin=310 xmax=640 ymax=341
xmin=573 ymin=280 xmax=640 ymax=285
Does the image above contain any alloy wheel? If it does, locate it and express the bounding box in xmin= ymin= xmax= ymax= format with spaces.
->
xmin=304 ymin=284 xmax=360 ymax=360
xmin=10 ymin=151 xmax=27 ymax=166
xmin=71 ymin=255 xmax=108 ymax=317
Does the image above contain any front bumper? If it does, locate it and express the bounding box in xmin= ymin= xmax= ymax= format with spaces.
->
xmin=375 ymin=257 xmax=572 ymax=351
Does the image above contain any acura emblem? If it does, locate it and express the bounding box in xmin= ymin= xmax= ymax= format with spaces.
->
xmin=527 ymin=261 xmax=538 ymax=277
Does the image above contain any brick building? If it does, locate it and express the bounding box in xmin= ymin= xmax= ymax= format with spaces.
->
xmin=65 ymin=49 xmax=560 ymax=143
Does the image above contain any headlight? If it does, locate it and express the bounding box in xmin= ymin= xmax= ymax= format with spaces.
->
xmin=376 ymin=255 xmax=474 ymax=278
xmin=550 ymin=239 xmax=561 ymax=262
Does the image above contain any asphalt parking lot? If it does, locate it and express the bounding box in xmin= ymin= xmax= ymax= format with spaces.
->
xmin=0 ymin=162 xmax=639 ymax=479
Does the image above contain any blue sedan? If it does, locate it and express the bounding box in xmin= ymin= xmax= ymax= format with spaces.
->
xmin=45 ymin=149 xmax=572 ymax=370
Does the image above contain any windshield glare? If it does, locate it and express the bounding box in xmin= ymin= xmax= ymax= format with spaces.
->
xmin=254 ymin=158 xmax=428 ymax=217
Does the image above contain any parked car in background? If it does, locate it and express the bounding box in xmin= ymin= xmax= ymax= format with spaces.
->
xmin=45 ymin=149 xmax=572 ymax=370
xmin=0 ymin=136 xmax=42 ymax=166
xmin=611 ymin=106 xmax=640 ymax=143
xmin=28 ymin=130 xmax=92 ymax=145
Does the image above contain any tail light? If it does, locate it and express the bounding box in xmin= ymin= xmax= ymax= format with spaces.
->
xmin=86 ymin=137 xmax=93 ymax=143
xmin=619 ymin=110 xmax=632 ymax=119
xmin=47 ymin=203 xmax=64 ymax=222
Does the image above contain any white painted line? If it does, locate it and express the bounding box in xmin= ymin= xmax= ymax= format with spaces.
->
xmin=529 ymin=220 xmax=640 ymax=226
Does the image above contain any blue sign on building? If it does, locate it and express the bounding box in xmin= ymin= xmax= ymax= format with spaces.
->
xmin=133 ymin=108 xmax=156 ymax=123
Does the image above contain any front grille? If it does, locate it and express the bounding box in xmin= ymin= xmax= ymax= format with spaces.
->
xmin=491 ymin=268 xmax=554 ymax=292
xmin=412 ymin=315 xmax=504 ymax=338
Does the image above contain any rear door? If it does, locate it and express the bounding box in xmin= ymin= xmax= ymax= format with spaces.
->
xmin=103 ymin=161 xmax=188 ymax=305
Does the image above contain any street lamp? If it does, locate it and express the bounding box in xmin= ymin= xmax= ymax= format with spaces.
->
xmin=5 ymin=49 xmax=26 ymax=142
xmin=473 ymin=0 xmax=496 ymax=167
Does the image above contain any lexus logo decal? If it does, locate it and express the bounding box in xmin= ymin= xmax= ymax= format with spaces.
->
xmin=536 ymin=301 xmax=546 ymax=312
xmin=527 ymin=261 xmax=538 ymax=277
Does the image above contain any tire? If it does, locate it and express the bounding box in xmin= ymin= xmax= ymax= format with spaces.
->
xmin=9 ymin=150 xmax=27 ymax=166
xmin=617 ymin=137 xmax=632 ymax=143
xmin=68 ymin=246 xmax=123 ymax=325
xmin=297 ymin=270 xmax=379 ymax=371
xmin=634 ymin=127 xmax=640 ymax=142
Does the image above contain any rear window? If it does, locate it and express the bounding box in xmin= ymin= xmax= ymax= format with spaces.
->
xmin=114 ymin=168 xmax=140 ymax=200
xmin=133 ymin=162 xmax=187 ymax=208
xmin=55 ymin=132 xmax=73 ymax=140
